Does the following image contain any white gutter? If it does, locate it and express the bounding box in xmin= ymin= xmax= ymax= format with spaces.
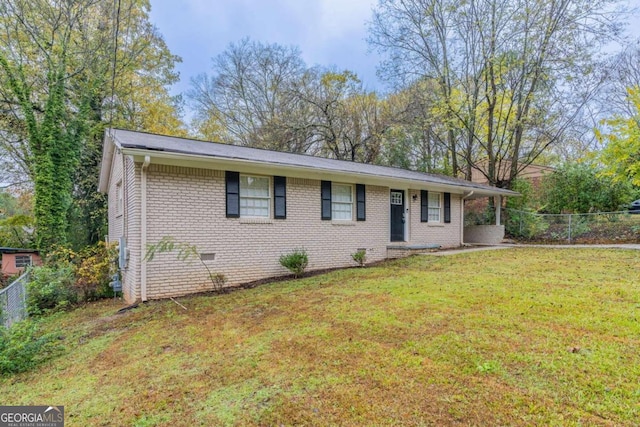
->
xmin=140 ymin=155 xmax=151 ymax=302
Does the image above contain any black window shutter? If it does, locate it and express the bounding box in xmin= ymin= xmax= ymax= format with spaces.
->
xmin=420 ymin=190 xmax=428 ymax=222
xmin=444 ymin=192 xmax=451 ymax=223
xmin=321 ymin=180 xmax=332 ymax=220
xmin=356 ymin=184 xmax=366 ymax=221
xmin=274 ymin=176 xmax=286 ymax=219
xmin=225 ymin=171 xmax=240 ymax=218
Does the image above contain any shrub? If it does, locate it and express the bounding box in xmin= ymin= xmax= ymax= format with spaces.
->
xmin=26 ymin=265 xmax=77 ymax=316
xmin=74 ymin=242 xmax=117 ymax=301
xmin=0 ymin=273 xmax=20 ymax=289
xmin=505 ymin=209 xmax=549 ymax=239
xmin=540 ymin=162 xmax=635 ymax=214
xmin=0 ymin=319 xmax=62 ymax=375
xmin=209 ymin=273 xmax=227 ymax=292
xmin=279 ymin=249 xmax=309 ymax=278
xmin=351 ymin=249 xmax=367 ymax=267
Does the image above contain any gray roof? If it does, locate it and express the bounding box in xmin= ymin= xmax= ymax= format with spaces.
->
xmin=104 ymin=129 xmax=518 ymax=196
xmin=0 ymin=247 xmax=38 ymax=254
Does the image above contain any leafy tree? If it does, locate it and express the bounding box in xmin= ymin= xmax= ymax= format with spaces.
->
xmin=0 ymin=0 xmax=95 ymax=251
xmin=540 ymin=162 xmax=635 ymax=213
xmin=597 ymin=87 xmax=640 ymax=187
xmin=0 ymin=0 xmax=184 ymax=251
xmin=0 ymin=190 xmax=34 ymax=248
xmin=291 ymin=68 xmax=387 ymax=162
xmin=368 ymin=0 xmax=623 ymax=187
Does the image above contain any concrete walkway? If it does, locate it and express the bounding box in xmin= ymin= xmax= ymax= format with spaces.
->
xmin=424 ymin=243 xmax=640 ymax=256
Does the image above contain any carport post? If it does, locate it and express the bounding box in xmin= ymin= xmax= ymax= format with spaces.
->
xmin=495 ymin=195 xmax=502 ymax=225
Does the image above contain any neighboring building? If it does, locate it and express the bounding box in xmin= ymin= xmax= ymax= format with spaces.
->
xmin=0 ymin=247 xmax=41 ymax=279
xmin=98 ymin=129 xmax=517 ymax=303
xmin=467 ymin=160 xmax=554 ymax=215
xmin=470 ymin=161 xmax=554 ymax=188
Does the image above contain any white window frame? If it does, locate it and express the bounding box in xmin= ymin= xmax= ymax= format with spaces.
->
xmin=15 ymin=255 xmax=32 ymax=268
xmin=428 ymin=192 xmax=441 ymax=222
xmin=240 ymin=174 xmax=271 ymax=218
xmin=332 ymin=183 xmax=353 ymax=221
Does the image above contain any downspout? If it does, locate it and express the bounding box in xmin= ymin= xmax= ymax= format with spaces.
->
xmin=461 ymin=191 xmax=475 ymax=245
xmin=140 ymin=155 xmax=151 ymax=302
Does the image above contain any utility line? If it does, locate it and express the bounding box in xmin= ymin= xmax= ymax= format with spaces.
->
xmin=108 ymin=0 xmax=122 ymax=130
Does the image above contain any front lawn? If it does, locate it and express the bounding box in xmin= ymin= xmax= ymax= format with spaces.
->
xmin=1 ymin=248 xmax=639 ymax=426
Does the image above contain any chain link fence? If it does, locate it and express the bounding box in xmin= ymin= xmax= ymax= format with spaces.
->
xmin=502 ymin=209 xmax=640 ymax=244
xmin=0 ymin=270 xmax=29 ymax=328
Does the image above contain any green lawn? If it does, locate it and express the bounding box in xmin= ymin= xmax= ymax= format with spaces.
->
xmin=1 ymin=248 xmax=639 ymax=426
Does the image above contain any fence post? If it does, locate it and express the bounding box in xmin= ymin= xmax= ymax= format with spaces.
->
xmin=568 ymin=214 xmax=572 ymax=244
xmin=519 ymin=213 xmax=523 ymax=236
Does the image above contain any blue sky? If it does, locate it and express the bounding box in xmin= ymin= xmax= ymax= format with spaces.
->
xmin=148 ymin=0 xmax=383 ymax=104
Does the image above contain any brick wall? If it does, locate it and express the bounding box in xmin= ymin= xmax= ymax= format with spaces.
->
xmin=143 ymin=165 xmax=391 ymax=299
xmin=408 ymin=189 xmax=462 ymax=248
xmin=106 ymin=151 xmax=141 ymax=303
xmin=109 ymin=162 xmax=466 ymax=302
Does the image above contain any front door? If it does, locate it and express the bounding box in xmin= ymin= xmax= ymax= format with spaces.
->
xmin=390 ymin=190 xmax=405 ymax=242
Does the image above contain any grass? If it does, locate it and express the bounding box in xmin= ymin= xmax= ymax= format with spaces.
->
xmin=1 ymin=248 xmax=639 ymax=426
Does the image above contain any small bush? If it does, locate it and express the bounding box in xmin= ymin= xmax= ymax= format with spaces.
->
xmin=209 ymin=273 xmax=227 ymax=292
xmin=505 ymin=210 xmax=549 ymax=239
xmin=0 ymin=319 xmax=62 ymax=375
xmin=26 ymin=265 xmax=77 ymax=316
xmin=0 ymin=273 xmax=20 ymax=289
xmin=74 ymin=242 xmax=117 ymax=301
xmin=279 ymin=249 xmax=309 ymax=278
xmin=351 ymin=249 xmax=367 ymax=267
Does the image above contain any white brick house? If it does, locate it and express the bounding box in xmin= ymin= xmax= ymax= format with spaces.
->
xmin=98 ymin=129 xmax=516 ymax=303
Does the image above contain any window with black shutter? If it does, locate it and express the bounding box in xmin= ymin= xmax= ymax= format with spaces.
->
xmin=321 ymin=180 xmax=332 ymax=220
xmin=420 ymin=190 xmax=428 ymax=222
xmin=274 ymin=176 xmax=286 ymax=219
xmin=225 ymin=171 xmax=240 ymax=218
xmin=444 ymin=192 xmax=451 ymax=223
xmin=356 ymin=184 xmax=366 ymax=221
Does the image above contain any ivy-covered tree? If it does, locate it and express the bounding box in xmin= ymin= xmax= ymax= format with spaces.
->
xmin=0 ymin=0 xmax=94 ymax=251
xmin=0 ymin=0 xmax=184 ymax=252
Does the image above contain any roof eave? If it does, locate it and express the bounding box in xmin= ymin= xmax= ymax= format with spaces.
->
xmin=97 ymin=131 xmax=118 ymax=193
xmin=119 ymin=146 xmax=518 ymax=198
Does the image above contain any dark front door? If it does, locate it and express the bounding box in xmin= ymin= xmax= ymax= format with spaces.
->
xmin=390 ymin=190 xmax=405 ymax=242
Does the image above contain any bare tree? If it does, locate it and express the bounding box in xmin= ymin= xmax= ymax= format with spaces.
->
xmin=188 ymin=38 xmax=308 ymax=151
xmin=369 ymin=0 xmax=624 ymax=188
xmin=291 ymin=68 xmax=387 ymax=162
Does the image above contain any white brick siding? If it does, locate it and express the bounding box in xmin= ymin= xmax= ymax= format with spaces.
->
xmin=143 ymin=165 xmax=390 ymax=300
xmin=106 ymin=152 xmax=141 ymax=303
xmin=408 ymin=189 xmax=462 ymax=248
xmin=108 ymin=162 xmax=464 ymax=303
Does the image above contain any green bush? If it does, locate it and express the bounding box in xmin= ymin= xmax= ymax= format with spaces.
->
xmin=351 ymin=249 xmax=367 ymax=267
xmin=540 ymin=162 xmax=635 ymax=214
xmin=279 ymin=249 xmax=309 ymax=278
xmin=26 ymin=265 xmax=77 ymax=316
xmin=0 ymin=319 xmax=62 ymax=375
xmin=505 ymin=209 xmax=549 ymax=239
xmin=74 ymin=242 xmax=117 ymax=301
